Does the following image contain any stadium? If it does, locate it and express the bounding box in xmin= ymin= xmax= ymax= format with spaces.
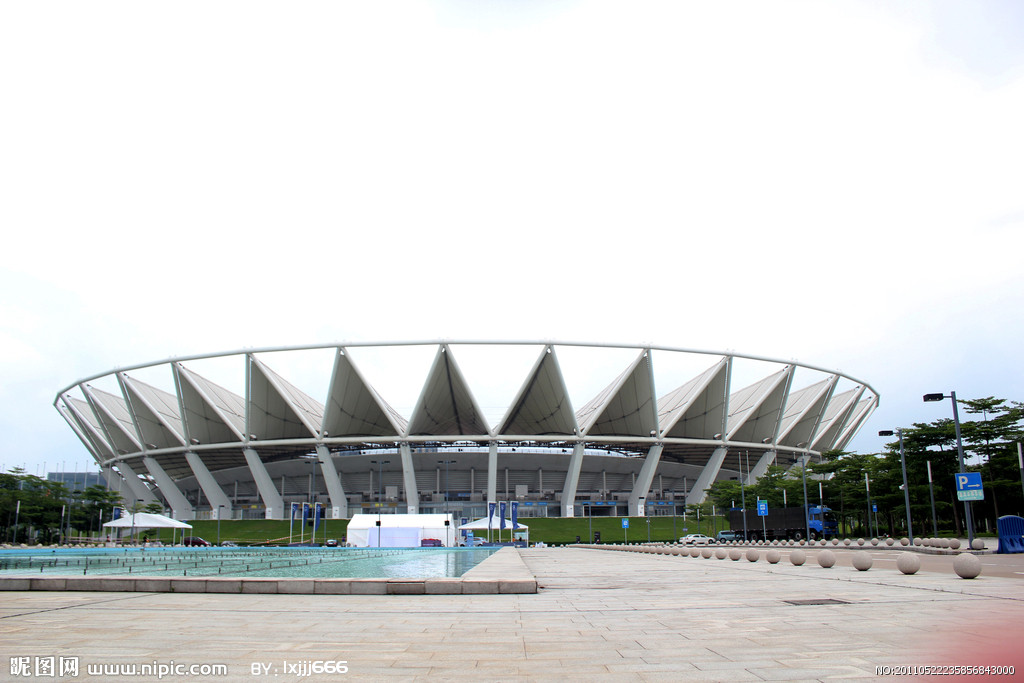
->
xmin=54 ymin=342 xmax=878 ymax=524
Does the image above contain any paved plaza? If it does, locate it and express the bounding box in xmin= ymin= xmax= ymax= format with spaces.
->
xmin=2 ymin=546 xmax=1023 ymax=681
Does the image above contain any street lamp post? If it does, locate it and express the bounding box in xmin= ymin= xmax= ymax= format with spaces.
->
xmin=370 ymin=460 xmax=390 ymax=547
xmin=438 ymin=460 xmax=455 ymax=547
xmin=924 ymin=392 xmax=975 ymax=546
xmin=879 ymin=429 xmax=914 ymax=544
xmin=217 ymin=504 xmax=225 ymax=545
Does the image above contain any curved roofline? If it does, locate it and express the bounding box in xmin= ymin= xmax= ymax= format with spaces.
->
xmin=54 ymin=340 xmax=878 ymax=403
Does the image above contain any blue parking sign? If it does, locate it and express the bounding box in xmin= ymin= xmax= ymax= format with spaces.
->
xmin=757 ymin=500 xmax=768 ymax=516
xmin=955 ymin=472 xmax=984 ymax=501
xmin=622 ymin=518 xmax=629 ymax=528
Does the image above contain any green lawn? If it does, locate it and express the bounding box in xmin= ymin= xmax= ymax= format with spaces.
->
xmin=135 ymin=514 xmax=727 ymax=546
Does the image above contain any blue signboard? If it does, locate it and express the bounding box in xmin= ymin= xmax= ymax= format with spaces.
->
xmin=955 ymin=472 xmax=984 ymax=501
xmin=757 ymin=500 xmax=768 ymax=517
xmin=621 ymin=518 xmax=629 ymax=529
xmin=872 ymin=503 xmax=878 ymax=513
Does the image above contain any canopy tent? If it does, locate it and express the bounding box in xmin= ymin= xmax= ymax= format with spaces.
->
xmin=346 ymin=513 xmax=456 ymax=548
xmin=103 ymin=513 xmax=192 ymax=544
xmin=103 ymin=513 xmax=192 ymax=529
xmin=458 ymin=517 xmax=529 ymax=544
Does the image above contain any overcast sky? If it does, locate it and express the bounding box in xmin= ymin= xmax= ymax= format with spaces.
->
xmin=2 ymin=1 xmax=1022 ymax=476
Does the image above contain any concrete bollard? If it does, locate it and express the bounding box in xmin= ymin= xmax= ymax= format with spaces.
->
xmin=831 ymin=538 xmax=840 ymax=545
xmin=852 ymin=551 xmax=872 ymax=571
xmin=701 ymin=548 xmax=713 ymax=559
xmin=857 ymin=538 xmax=866 ymax=546
xmin=885 ymin=538 xmax=895 ymax=546
xmin=817 ymin=549 xmax=836 ymax=568
xmin=871 ymin=538 xmax=880 ymax=546
xmin=900 ymin=537 xmax=910 ymax=546
xmin=715 ymin=548 xmax=728 ymax=560
xmin=843 ymin=538 xmax=852 ymax=546
xmin=948 ymin=538 xmax=961 ymax=550
xmin=765 ymin=549 xmax=781 ymax=564
xmin=953 ymin=553 xmax=982 ymax=579
xmin=690 ymin=548 xmax=702 ymax=558
xmin=971 ymin=538 xmax=986 ymax=551
xmin=746 ymin=549 xmax=759 ymax=562
xmin=913 ymin=537 xmax=923 ymax=546
xmin=790 ymin=549 xmax=806 ymax=566
xmin=729 ymin=548 xmax=742 ymax=561
xmin=897 ymin=553 xmax=921 ymax=575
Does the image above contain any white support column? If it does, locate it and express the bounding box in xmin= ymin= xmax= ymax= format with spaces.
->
xmin=184 ymin=452 xmax=232 ymax=518
xmin=243 ymin=447 xmax=285 ymax=520
xmin=686 ymin=447 xmax=728 ymax=506
xmin=399 ymin=443 xmax=419 ymax=514
xmin=103 ymin=466 xmax=135 ymax=508
xmin=316 ymin=445 xmax=348 ymax=519
xmin=487 ymin=442 xmax=497 ymax=505
xmin=745 ymin=450 xmax=776 ymax=485
xmin=628 ymin=444 xmax=663 ymax=516
xmin=113 ymin=461 xmax=159 ymax=506
xmin=142 ymin=456 xmax=195 ymax=520
xmin=561 ymin=443 xmax=585 ymax=518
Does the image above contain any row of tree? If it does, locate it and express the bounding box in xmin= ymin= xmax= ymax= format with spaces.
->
xmin=703 ymin=397 xmax=1024 ymax=538
xmin=0 ymin=469 xmax=126 ymax=544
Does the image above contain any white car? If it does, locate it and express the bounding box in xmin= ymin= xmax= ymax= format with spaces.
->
xmin=680 ymin=534 xmax=714 ymax=546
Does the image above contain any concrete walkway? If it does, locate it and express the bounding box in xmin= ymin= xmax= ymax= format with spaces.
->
xmin=1 ymin=547 xmax=1022 ymax=681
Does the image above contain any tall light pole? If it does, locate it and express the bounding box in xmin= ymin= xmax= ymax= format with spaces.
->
xmin=217 ymin=504 xmax=225 ymax=545
xmin=438 ymin=460 xmax=455 ymax=547
xmin=879 ymin=429 xmax=914 ymax=544
xmin=924 ymin=392 xmax=975 ymax=546
xmin=370 ymin=459 xmax=389 ymax=547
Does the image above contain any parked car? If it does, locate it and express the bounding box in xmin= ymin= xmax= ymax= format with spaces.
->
xmin=420 ymin=538 xmax=443 ymax=547
xmin=679 ymin=534 xmax=714 ymax=546
xmin=220 ymin=541 xmax=239 ymax=547
xmin=325 ymin=539 xmax=339 ymax=547
xmin=716 ymin=530 xmax=743 ymax=542
xmin=182 ymin=536 xmax=211 ymax=547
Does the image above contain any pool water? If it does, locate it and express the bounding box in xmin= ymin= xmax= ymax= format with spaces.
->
xmin=0 ymin=547 xmax=498 ymax=579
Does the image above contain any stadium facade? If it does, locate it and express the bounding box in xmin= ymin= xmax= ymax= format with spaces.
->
xmin=54 ymin=342 xmax=878 ymax=523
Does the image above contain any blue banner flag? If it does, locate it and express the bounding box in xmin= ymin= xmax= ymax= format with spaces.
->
xmin=112 ymin=507 xmax=122 ymax=520
xmin=302 ymin=503 xmax=310 ymax=526
xmin=511 ymin=501 xmax=519 ymax=529
xmin=291 ymin=503 xmax=299 ymax=521
xmin=488 ymin=502 xmax=496 ymax=529
xmin=313 ymin=503 xmax=322 ymax=532
xmin=499 ymin=502 xmax=507 ymax=530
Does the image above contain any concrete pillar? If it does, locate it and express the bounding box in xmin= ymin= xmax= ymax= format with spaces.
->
xmin=686 ymin=447 xmax=728 ymax=506
xmin=108 ymin=462 xmax=159 ymax=506
xmin=142 ymin=456 xmax=194 ymax=520
xmin=746 ymin=450 xmax=776 ymax=484
xmin=243 ymin=448 xmax=285 ymax=519
xmin=487 ymin=442 xmax=497 ymax=505
xmin=561 ymin=443 xmax=585 ymax=518
xmin=629 ymin=444 xmax=664 ymax=516
xmin=316 ymin=445 xmax=348 ymax=519
xmin=184 ymin=452 xmax=232 ymax=519
xmin=399 ymin=443 xmax=419 ymax=514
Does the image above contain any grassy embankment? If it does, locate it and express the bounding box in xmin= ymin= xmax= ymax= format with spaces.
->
xmin=138 ymin=515 xmax=727 ymax=546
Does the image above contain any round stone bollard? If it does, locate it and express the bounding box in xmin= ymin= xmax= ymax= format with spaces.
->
xmin=701 ymin=548 xmax=714 ymax=559
xmin=746 ymin=549 xmax=759 ymax=562
xmin=790 ymin=549 xmax=806 ymax=566
xmin=831 ymin=538 xmax=840 ymax=546
xmin=971 ymin=538 xmax=986 ymax=551
xmin=765 ymin=549 xmax=781 ymax=564
xmin=953 ymin=553 xmax=982 ymax=579
xmin=843 ymin=538 xmax=852 ymax=546
xmin=913 ymin=537 xmax=923 ymax=546
xmin=897 ymin=552 xmax=921 ymax=575
xmin=857 ymin=538 xmax=866 ymax=546
xmin=729 ymin=548 xmax=742 ymax=561
xmin=715 ymin=547 xmax=728 ymax=560
xmin=870 ymin=538 xmax=880 ymax=546
xmin=818 ymin=539 xmax=827 ymax=546
xmin=900 ymin=537 xmax=910 ymax=546
xmin=885 ymin=538 xmax=895 ymax=546
xmin=817 ymin=549 xmax=836 ymax=568
xmin=948 ymin=538 xmax=961 ymax=550
xmin=939 ymin=538 xmax=950 ymax=549
xmin=852 ymin=550 xmax=873 ymax=571
xmin=691 ymin=548 xmax=702 ymax=558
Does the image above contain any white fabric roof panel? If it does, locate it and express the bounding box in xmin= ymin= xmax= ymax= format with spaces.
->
xmin=64 ymin=395 xmax=115 ymax=459
xmin=497 ymin=345 xmax=577 ymax=436
xmin=407 ymin=345 xmax=489 ymax=436
xmin=579 ymin=350 xmax=658 ymax=438
xmin=726 ymin=366 xmax=792 ymax=444
xmin=810 ymin=386 xmax=864 ymax=452
xmin=174 ymin=363 xmax=245 ymax=444
xmin=322 ymin=349 xmax=407 ymax=437
xmin=776 ymin=376 xmax=836 ymax=448
xmin=120 ymin=374 xmax=186 ymax=449
xmin=247 ymin=356 xmax=319 ymax=440
xmin=83 ymin=385 xmax=142 ymax=455
xmin=835 ymin=396 xmax=878 ymax=452
xmin=658 ymin=358 xmax=729 ymax=440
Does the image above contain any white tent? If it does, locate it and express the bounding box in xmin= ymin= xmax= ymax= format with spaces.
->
xmin=458 ymin=517 xmax=528 ymax=544
xmin=346 ymin=513 xmax=455 ymax=547
xmin=103 ymin=513 xmax=192 ymax=530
